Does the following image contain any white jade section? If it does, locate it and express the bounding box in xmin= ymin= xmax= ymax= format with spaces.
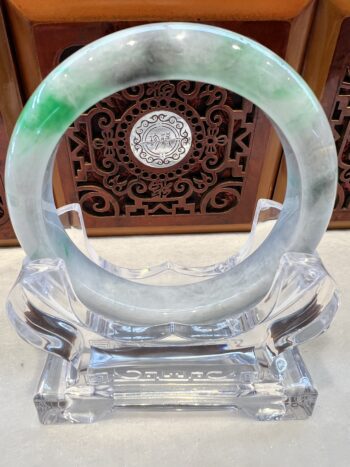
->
xmin=5 ymin=23 xmax=338 ymax=325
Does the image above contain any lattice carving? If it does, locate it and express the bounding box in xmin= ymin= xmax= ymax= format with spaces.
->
xmin=0 ymin=174 xmax=8 ymax=226
xmin=330 ymin=65 xmax=350 ymax=211
xmin=63 ymin=80 xmax=257 ymax=221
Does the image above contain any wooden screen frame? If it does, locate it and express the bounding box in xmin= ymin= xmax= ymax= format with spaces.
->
xmin=4 ymin=0 xmax=315 ymax=236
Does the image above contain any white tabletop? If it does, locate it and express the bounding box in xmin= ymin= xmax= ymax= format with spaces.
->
xmin=0 ymin=231 xmax=349 ymax=467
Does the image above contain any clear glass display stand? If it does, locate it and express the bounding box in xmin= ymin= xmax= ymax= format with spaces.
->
xmin=6 ymin=200 xmax=339 ymax=424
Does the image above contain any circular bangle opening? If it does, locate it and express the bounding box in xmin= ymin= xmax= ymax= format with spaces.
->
xmin=6 ymin=23 xmax=337 ymax=325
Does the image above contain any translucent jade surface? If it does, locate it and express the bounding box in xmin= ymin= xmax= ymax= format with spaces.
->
xmin=5 ymin=23 xmax=338 ymax=326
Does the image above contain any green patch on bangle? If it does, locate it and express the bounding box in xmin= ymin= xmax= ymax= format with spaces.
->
xmin=18 ymin=90 xmax=77 ymax=136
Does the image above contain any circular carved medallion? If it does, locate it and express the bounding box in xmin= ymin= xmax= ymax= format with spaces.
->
xmin=129 ymin=110 xmax=192 ymax=168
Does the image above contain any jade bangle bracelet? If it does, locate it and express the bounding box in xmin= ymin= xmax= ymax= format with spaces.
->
xmin=5 ymin=23 xmax=337 ymax=325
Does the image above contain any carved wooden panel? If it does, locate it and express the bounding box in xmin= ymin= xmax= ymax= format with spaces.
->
xmin=61 ymin=79 xmax=261 ymax=229
xmin=322 ymin=18 xmax=350 ymax=224
xmin=330 ymin=65 xmax=350 ymax=214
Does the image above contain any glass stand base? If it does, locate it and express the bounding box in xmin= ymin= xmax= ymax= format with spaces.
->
xmin=7 ymin=201 xmax=338 ymax=425
xmin=34 ymin=346 xmax=317 ymax=424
